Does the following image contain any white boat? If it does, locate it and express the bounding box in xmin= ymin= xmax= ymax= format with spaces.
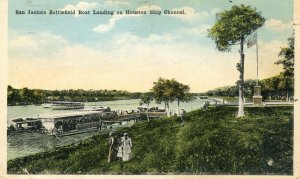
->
xmin=80 ymin=106 xmax=111 ymax=112
xmin=42 ymin=103 xmax=52 ymax=108
xmin=42 ymin=101 xmax=62 ymax=108
xmin=51 ymin=101 xmax=84 ymax=110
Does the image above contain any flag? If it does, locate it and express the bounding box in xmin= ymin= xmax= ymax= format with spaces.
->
xmin=247 ymin=32 xmax=257 ymax=48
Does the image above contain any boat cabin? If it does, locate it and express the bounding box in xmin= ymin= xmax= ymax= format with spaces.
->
xmin=39 ymin=111 xmax=102 ymax=134
xmin=11 ymin=118 xmax=42 ymax=131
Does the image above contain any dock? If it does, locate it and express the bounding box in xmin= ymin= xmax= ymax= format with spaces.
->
xmin=102 ymin=112 xmax=166 ymax=123
xmin=10 ymin=107 xmax=168 ymax=137
xmin=54 ymin=111 xmax=166 ymax=136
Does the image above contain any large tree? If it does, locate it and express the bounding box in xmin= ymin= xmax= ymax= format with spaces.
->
xmin=208 ymin=5 xmax=265 ymax=117
xmin=151 ymin=77 xmax=192 ymax=117
xmin=174 ymin=82 xmax=194 ymax=115
xmin=275 ymin=34 xmax=294 ymax=101
xmin=275 ymin=34 xmax=294 ymax=77
xmin=151 ymin=78 xmax=175 ymax=117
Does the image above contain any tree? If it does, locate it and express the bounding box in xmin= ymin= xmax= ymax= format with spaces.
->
xmin=152 ymin=78 xmax=175 ymax=117
xmin=243 ymin=79 xmax=256 ymax=98
xmin=173 ymin=82 xmax=195 ymax=115
xmin=139 ymin=92 xmax=154 ymax=122
xmin=152 ymin=77 xmax=192 ymax=117
xmin=19 ymin=87 xmax=33 ymax=104
xmin=276 ymin=34 xmax=294 ymax=77
xmin=275 ymin=34 xmax=294 ymax=101
xmin=208 ymin=5 xmax=265 ymax=117
xmin=278 ymin=74 xmax=293 ymax=101
xmin=7 ymin=86 xmax=21 ymax=105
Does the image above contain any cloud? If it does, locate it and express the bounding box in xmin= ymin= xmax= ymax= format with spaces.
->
xmin=136 ymin=5 xmax=162 ymax=11
xmin=9 ymin=32 xmax=68 ymax=57
xmin=265 ymin=19 xmax=292 ymax=31
xmin=166 ymin=6 xmax=209 ymax=23
xmin=93 ymin=5 xmax=162 ymax=33
xmin=61 ymin=1 xmax=98 ymax=17
xmin=92 ymin=16 xmax=120 ymax=32
xmin=210 ymin=8 xmax=220 ymax=16
xmin=178 ymin=24 xmax=212 ymax=36
xmin=93 ymin=5 xmax=207 ymax=33
xmin=93 ymin=19 xmax=116 ymax=32
xmin=106 ymin=0 xmax=130 ymax=6
xmin=9 ymin=31 xmax=285 ymax=92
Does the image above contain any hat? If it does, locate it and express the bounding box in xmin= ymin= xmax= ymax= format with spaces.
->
xmin=123 ymin=133 xmax=128 ymax=136
xmin=109 ymin=132 xmax=115 ymax=136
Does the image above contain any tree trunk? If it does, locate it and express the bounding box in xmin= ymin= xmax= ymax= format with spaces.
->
xmin=177 ymin=100 xmax=180 ymax=115
xmin=146 ymin=103 xmax=149 ymax=122
xmin=165 ymin=102 xmax=169 ymax=117
xmin=166 ymin=102 xmax=170 ymax=117
xmin=237 ymin=36 xmax=245 ymax=118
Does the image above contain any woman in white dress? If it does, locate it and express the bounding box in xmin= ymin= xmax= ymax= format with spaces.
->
xmin=122 ymin=133 xmax=132 ymax=161
xmin=117 ymin=136 xmax=124 ymax=160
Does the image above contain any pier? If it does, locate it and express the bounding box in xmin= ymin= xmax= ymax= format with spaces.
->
xmin=102 ymin=112 xmax=167 ymax=125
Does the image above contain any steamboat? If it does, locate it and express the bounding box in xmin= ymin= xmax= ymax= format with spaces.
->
xmin=9 ymin=106 xmax=167 ymax=137
xmin=42 ymin=101 xmax=84 ymax=110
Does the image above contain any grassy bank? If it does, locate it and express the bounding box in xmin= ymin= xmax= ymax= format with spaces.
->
xmin=8 ymin=106 xmax=293 ymax=175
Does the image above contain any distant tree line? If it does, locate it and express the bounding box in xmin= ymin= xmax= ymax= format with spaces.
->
xmin=204 ymin=75 xmax=293 ymax=101
xmin=7 ymin=86 xmax=142 ymax=105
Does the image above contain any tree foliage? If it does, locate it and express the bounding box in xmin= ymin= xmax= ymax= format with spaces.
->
xmin=139 ymin=92 xmax=154 ymax=122
xmin=139 ymin=92 xmax=154 ymax=106
xmin=151 ymin=77 xmax=193 ymax=116
xmin=208 ymin=4 xmax=265 ymax=117
xmin=275 ymin=34 xmax=294 ymax=77
xmin=274 ymin=34 xmax=294 ymax=100
xmin=7 ymin=86 xmax=141 ymax=105
xmin=208 ymin=5 xmax=265 ymax=51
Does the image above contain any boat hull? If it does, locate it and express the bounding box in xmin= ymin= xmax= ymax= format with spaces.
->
xmin=42 ymin=103 xmax=52 ymax=108
xmin=52 ymin=106 xmax=84 ymax=110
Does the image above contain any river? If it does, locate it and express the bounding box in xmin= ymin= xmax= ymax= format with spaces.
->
xmin=7 ymin=98 xmax=209 ymax=160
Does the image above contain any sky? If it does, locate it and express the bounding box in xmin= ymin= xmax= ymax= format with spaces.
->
xmin=8 ymin=0 xmax=294 ymax=92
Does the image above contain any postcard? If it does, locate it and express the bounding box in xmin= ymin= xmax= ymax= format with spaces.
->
xmin=0 ymin=0 xmax=299 ymax=178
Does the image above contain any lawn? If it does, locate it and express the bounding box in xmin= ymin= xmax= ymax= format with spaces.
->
xmin=7 ymin=106 xmax=293 ymax=175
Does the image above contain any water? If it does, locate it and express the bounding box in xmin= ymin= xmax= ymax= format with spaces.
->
xmin=7 ymin=98 xmax=208 ymax=160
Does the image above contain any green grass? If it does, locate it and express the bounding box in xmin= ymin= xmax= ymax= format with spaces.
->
xmin=7 ymin=106 xmax=293 ymax=175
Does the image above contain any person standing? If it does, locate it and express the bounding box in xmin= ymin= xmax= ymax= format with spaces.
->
xmin=121 ymin=133 xmax=132 ymax=162
xmin=181 ymin=109 xmax=186 ymax=122
xmin=117 ymin=135 xmax=124 ymax=160
xmin=107 ymin=132 xmax=118 ymax=163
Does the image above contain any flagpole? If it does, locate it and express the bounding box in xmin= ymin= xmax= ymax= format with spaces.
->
xmin=256 ymin=32 xmax=259 ymax=86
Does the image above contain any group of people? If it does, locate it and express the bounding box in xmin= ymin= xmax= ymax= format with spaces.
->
xmin=107 ymin=132 xmax=132 ymax=163
xmin=117 ymin=109 xmax=136 ymax=115
xmin=203 ymin=101 xmax=210 ymax=110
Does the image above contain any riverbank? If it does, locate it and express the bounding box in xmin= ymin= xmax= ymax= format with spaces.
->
xmin=7 ymin=97 xmax=138 ymax=106
xmin=8 ymin=106 xmax=293 ymax=174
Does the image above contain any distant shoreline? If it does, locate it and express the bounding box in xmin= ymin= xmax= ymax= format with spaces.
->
xmin=7 ymin=97 xmax=137 ymax=106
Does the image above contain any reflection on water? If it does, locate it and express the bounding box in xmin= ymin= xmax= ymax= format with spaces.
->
xmin=8 ymin=131 xmax=96 ymax=160
xmin=8 ymin=125 xmax=128 ymax=160
xmin=7 ymin=98 xmax=207 ymax=160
